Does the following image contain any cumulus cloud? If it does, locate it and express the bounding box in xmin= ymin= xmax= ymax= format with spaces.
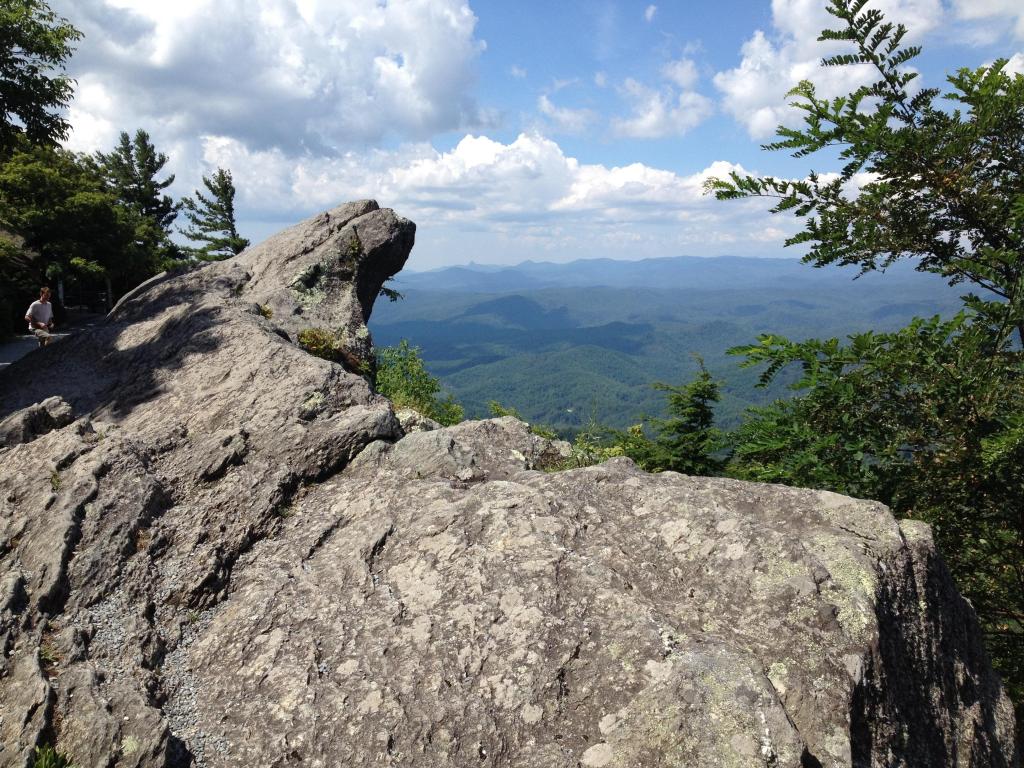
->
xmin=662 ymin=58 xmax=700 ymax=90
xmin=51 ymin=0 xmax=796 ymax=266
xmin=611 ymin=78 xmax=713 ymax=138
xmin=1005 ymin=52 xmax=1024 ymax=75
xmin=538 ymin=95 xmax=597 ymax=134
xmin=55 ymin=0 xmax=486 ymax=154
xmin=714 ymin=0 xmax=943 ymax=138
xmin=644 ymin=5 xmax=658 ymax=22
xmin=952 ymin=0 xmax=1024 ymax=41
xmin=202 ymin=132 xmax=782 ymax=264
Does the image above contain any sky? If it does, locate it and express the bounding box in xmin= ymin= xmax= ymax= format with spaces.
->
xmin=53 ymin=0 xmax=1024 ymax=270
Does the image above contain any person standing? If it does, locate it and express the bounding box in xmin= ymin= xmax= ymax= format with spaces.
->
xmin=25 ymin=287 xmax=54 ymax=346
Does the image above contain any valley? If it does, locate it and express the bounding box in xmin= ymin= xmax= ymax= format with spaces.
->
xmin=372 ymin=256 xmax=963 ymax=433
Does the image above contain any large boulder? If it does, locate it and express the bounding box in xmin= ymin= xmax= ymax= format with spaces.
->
xmin=0 ymin=203 xmax=1016 ymax=768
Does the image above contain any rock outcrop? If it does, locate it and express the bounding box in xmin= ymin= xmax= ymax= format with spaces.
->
xmin=0 ymin=202 xmax=1017 ymax=768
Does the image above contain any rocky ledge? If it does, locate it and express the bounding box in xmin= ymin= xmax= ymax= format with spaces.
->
xmin=0 ymin=202 xmax=1017 ymax=767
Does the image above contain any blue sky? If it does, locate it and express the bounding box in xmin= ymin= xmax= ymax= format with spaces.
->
xmin=55 ymin=0 xmax=1024 ymax=269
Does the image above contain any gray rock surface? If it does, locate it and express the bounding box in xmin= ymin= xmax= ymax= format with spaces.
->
xmin=395 ymin=408 xmax=442 ymax=433
xmin=0 ymin=202 xmax=1017 ymax=768
xmin=0 ymin=396 xmax=73 ymax=448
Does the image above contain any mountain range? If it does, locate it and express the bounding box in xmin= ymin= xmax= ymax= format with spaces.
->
xmin=371 ymin=255 xmax=964 ymax=434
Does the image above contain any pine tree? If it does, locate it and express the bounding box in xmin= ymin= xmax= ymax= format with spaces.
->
xmin=95 ymin=129 xmax=179 ymax=263
xmin=180 ymin=168 xmax=249 ymax=260
xmin=648 ymin=362 xmax=725 ymax=475
xmin=606 ymin=362 xmax=725 ymax=475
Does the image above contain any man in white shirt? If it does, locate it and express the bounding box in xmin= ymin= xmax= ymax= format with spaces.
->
xmin=25 ymin=286 xmax=54 ymax=347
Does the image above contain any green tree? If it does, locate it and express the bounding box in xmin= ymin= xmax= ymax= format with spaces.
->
xmin=708 ymin=0 xmax=1024 ymax=714
xmin=180 ymin=167 xmax=249 ymax=260
xmin=603 ymin=363 xmax=725 ymax=475
xmin=0 ymin=227 xmax=36 ymax=336
xmin=376 ymin=340 xmax=463 ymax=426
xmin=0 ymin=139 xmax=147 ymax=304
xmin=708 ymin=0 xmax=1024 ymax=343
xmin=95 ymin=129 xmax=180 ymax=264
xmin=645 ymin=363 xmax=725 ymax=475
xmin=0 ymin=0 xmax=81 ymax=154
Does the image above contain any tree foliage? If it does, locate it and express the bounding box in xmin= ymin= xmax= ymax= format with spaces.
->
xmin=95 ymin=129 xmax=180 ymax=264
xmin=0 ymin=0 xmax=81 ymax=154
xmin=707 ymin=0 xmax=1024 ymax=342
xmin=599 ymin=363 xmax=726 ymax=475
xmin=180 ymin=167 xmax=249 ymax=260
xmin=642 ymin=364 xmax=726 ymax=475
xmin=0 ymin=21 xmax=179 ymax=326
xmin=0 ymin=227 xmax=36 ymax=338
xmin=0 ymin=139 xmax=154 ymax=309
xmin=376 ymin=340 xmax=463 ymax=426
xmin=566 ymin=364 xmax=726 ymax=475
xmin=708 ymin=0 xmax=1024 ymax=713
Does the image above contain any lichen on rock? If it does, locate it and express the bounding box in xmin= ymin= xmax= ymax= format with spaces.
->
xmin=0 ymin=202 xmax=1016 ymax=768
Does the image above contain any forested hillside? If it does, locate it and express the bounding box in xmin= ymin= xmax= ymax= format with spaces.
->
xmin=371 ymin=257 xmax=961 ymax=431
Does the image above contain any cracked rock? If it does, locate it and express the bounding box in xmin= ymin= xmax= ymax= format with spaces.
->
xmin=0 ymin=202 xmax=1016 ymax=768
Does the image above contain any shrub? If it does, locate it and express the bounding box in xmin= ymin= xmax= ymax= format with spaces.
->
xmin=376 ymin=340 xmax=463 ymax=426
xmin=297 ymin=327 xmax=342 ymax=363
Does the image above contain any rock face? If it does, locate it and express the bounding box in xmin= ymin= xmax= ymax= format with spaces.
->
xmin=0 ymin=202 xmax=1017 ymax=768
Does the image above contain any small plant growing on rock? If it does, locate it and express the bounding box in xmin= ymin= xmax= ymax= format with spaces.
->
xmin=134 ymin=527 xmax=152 ymax=553
xmin=49 ymin=471 xmax=61 ymax=492
xmin=257 ymin=304 xmax=273 ymax=319
xmin=32 ymin=745 xmax=76 ymax=768
xmin=297 ymin=327 xmax=342 ymax=363
xmin=39 ymin=641 xmax=61 ymax=666
xmin=298 ymin=328 xmax=369 ymax=374
xmin=345 ymin=233 xmax=362 ymax=259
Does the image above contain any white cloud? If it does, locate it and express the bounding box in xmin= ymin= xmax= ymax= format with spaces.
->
xmin=952 ymin=0 xmax=1024 ymax=41
xmin=538 ymin=95 xmax=596 ymax=134
xmin=56 ymin=0 xmax=486 ymax=154
xmin=550 ymin=77 xmax=578 ymax=92
xmin=611 ymin=79 xmax=713 ymax=138
xmin=662 ymin=58 xmax=700 ymax=90
xmin=1006 ymin=52 xmax=1024 ymax=75
xmin=554 ymin=158 xmax=746 ymax=214
xmin=50 ymin=0 xmax=800 ymax=266
xmin=644 ymin=5 xmax=658 ymax=23
xmin=594 ymin=71 xmax=608 ymax=88
xmin=202 ymin=132 xmax=782 ymax=266
xmin=714 ymin=0 xmax=944 ymax=138
xmin=510 ymin=65 xmax=528 ymax=79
